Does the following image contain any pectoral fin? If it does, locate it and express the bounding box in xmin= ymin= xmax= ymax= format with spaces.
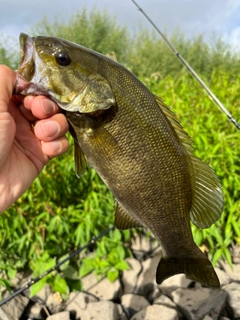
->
xmin=74 ymin=141 xmax=87 ymax=178
xmin=68 ymin=122 xmax=88 ymax=178
xmin=115 ymin=203 xmax=143 ymax=230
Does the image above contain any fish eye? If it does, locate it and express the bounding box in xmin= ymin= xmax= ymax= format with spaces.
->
xmin=55 ymin=52 xmax=71 ymax=66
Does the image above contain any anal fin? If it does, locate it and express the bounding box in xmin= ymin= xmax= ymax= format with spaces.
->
xmin=115 ymin=203 xmax=143 ymax=230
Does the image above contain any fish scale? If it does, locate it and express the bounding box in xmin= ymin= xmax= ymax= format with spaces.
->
xmin=15 ymin=33 xmax=223 ymax=287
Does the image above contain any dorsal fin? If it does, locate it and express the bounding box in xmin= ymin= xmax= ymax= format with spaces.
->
xmin=154 ymin=95 xmax=194 ymax=153
xmin=154 ymin=95 xmax=223 ymax=228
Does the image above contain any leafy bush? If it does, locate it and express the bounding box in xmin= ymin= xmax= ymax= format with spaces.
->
xmin=0 ymin=139 xmax=132 ymax=296
xmin=0 ymin=33 xmax=18 ymax=69
xmin=127 ymin=29 xmax=240 ymax=79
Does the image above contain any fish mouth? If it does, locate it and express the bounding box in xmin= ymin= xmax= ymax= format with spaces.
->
xmin=19 ymin=33 xmax=33 ymax=72
xmin=14 ymin=33 xmax=48 ymax=96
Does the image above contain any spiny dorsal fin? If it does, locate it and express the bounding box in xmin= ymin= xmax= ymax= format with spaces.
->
xmin=154 ymin=95 xmax=194 ymax=153
xmin=115 ymin=203 xmax=143 ymax=230
xmin=154 ymin=95 xmax=223 ymax=228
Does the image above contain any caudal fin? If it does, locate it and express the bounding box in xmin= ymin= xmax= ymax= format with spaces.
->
xmin=156 ymin=248 xmax=220 ymax=288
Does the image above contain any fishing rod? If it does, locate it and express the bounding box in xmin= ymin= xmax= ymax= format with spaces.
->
xmin=0 ymin=226 xmax=115 ymax=307
xmin=131 ymin=0 xmax=240 ymax=130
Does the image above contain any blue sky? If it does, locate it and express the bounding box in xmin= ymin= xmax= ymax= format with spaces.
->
xmin=1 ymin=0 xmax=240 ymax=49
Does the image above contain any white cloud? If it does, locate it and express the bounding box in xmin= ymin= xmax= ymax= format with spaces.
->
xmin=0 ymin=0 xmax=240 ymax=47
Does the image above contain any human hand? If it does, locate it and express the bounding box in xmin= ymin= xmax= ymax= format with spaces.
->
xmin=0 ymin=65 xmax=69 ymax=213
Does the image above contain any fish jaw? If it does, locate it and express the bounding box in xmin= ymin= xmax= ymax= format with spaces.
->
xmin=15 ymin=73 xmax=49 ymax=96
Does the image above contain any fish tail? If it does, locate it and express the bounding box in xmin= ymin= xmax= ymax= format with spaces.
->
xmin=156 ymin=247 xmax=220 ymax=288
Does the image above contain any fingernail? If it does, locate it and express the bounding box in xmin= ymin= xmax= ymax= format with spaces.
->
xmin=41 ymin=100 xmax=57 ymax=116
xmin=49 ymin=140 xmax=62 ymax=154
xmin=41 ymin=121 xmax=60 ymax=138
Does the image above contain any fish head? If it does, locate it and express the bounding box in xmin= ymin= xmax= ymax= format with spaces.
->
xmin=15 ymin=33 xmax=116 ymax=113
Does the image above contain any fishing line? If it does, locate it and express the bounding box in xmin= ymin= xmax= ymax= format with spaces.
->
xmin=0 ymin=226 xmax=115 ymax=307
xmin=131 ymin=0 xmax=240 ymax=130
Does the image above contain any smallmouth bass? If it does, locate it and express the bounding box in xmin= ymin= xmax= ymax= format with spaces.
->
xmin=15 ymin=33 xmax=224 ymax=287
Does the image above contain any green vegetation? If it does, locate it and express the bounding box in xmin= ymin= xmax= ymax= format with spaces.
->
xmin=0 ymin=142 xmax=132 ymax=297
xmin=0 ymin=7 xmax=240 ymax=297
xmin=0 ymin=34 xmax=18 ymax=69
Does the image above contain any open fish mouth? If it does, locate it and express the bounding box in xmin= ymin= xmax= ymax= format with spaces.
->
xmin=19 ymin=33 xmax=34 ymax=72
xmin=14 ymin=33 xmax=48 ymax=96
xmin=14 ymin=74 xmax=48 ymax=96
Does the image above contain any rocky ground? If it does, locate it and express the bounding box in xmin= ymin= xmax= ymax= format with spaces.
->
xmin=1 ymin=236 xmax=240 ymax=320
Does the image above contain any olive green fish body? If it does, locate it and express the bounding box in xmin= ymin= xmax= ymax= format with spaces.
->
xmin=66 ymin=68 xmax=193 ymax=247
xmin=15 ymin=34 xmax=224 ymax=287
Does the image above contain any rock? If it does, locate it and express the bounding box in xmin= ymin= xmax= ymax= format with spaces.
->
xmin=80 ymin=300 xmax=120 ymax=320
xmin=0 ymin=308 xmax=11 ymax=320
xmin=135 ymin=248 xmax=161 ymax=296
xmin=46 ymin=292 xmax=64 ymax=314
xmin=46 ymin=311 xmax=70 ymax=320
xmin=0 ymin=294 xmax=29 ymax=320
xmin=122 ymin=258 xmax=142 ymax=294
xmin=131 ymin=234 xmax=147 ymax=250
xmin=172 ymin=287 xmax=227 ymax=320
xmin=202 ymin=316 xmax=213 ymax=320
xmin=146 ymin=287 xmax=161 ymax=303
xmin=214 ymin=267 xmax=231 ymax=286
xmin=131 ymin=235 xmax=159 ymax=260
xmin=31 ymin=284 xmax=51 ymax=303
xmin=119 ymin=313 xmax=129 ymax=320
xmin=232 ymin=245 xmax=240 ymax=264
xmin=9 ymin=272 xmax=24 ymax=287
xmin=130 ymin=304 xmax=178 ymax=320
xmin=65 ymin=291 xmax=98 ymax=318
xmin=26 ymin=301 xmax=43 ymax=319
xmin=121 ymin=293 xmax=150 ymax=318
xmin=220 ymin=262 xmax=240 ymax=282
xmin=81 ymin=274 xmax=122 ymax=300
xmin=80 ymin=272 xmax=99 ymax=291
xmin=223 ymin=282 xmax=240 ymax=318
xmin=159 ymin=274 xmax=192 ymax=293
xmin=117 ymin=304 xmax=129 ymax=320
xmin=154 ymin=294 xmax=177 ymax=309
